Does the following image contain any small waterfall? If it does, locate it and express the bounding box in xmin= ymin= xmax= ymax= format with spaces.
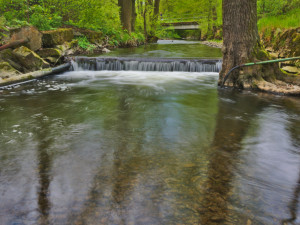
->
xmin=70 ymin=57 xmax=222 ymax=72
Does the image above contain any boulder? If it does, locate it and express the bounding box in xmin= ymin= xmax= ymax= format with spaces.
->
xmin=0 ymin=61 xmax=20 ymax=79
xmin=282 ymin=66 xmax=300 ymax=74
xmin=2 ymin=26 xmax=42 ymax=51
xmin=37 ymin=48 xmax=62 ymax=58
xmin=0 ymin=48 xmax=23 ymax=72
xmin=37 ymin=48 xmax=63 ymax=65
xmin=80 ymin=30 xmax=104 ymax=44
xmin=42 ymin=28 xmax=74 ymax=47
xmin=55 ymin=40 xmax=78 ymax=56
xmin=102 ymin=48 xmax=111 ymax=53
xmin=13 ymin=46 xmax=50 ymax=71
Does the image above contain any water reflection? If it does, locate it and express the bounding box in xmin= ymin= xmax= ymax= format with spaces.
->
xmin=0 ymin=72 xmax=299 ymax=225
xmin=102 ymin=40 xmax=222 ymax=59
xmin=35 ymin=118 xmax=52 ymax=224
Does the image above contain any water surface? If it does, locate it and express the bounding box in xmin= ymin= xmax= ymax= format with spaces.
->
xmin=103 ymin=40 xmax=222 ymax=58
xmin=0 ymin=44 xmax=300 ymax=225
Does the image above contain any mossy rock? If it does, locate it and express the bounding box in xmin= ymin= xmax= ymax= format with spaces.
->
xmin=2 ymin=26 xmax=42 ymax=51
xmin=80 ymin=30 xmax=104 ymax=44
xmin=54 ymin=40 xmax=78 ymax=56
xmin=0 ymin=61 xmax=20 ymax=79
xmin=13 ymin=46 xmax=50 ymax=71
xmin=37 ymin=48 xmax=62 ymax=58
xmin=42 ymin=28 xmax=74 ymax=47
xmin=0 ymin=48 xmax=24 ymax=72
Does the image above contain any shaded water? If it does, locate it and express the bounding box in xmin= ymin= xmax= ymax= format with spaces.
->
xmin=0 ymin=42 xmax=300 ymax=225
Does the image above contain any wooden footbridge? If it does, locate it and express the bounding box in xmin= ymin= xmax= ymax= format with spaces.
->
xmin=161 ymin=14 xmax=204 ymax=30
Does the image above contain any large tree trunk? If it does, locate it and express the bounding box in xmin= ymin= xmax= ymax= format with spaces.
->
xmin=220 ymin=0 xmax=260 ymax=87
xmin=219 ymin=0 xmax=298 ymax=94
xmin=118 ymin=0 xmax=136 ymax=33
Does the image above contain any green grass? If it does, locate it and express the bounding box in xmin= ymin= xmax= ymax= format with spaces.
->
xmin=258 ymin=8 xmax=300 ymax=32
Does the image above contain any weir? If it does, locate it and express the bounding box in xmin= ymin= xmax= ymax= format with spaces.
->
xmin=70 ymin=57 xmax=222 ymax=73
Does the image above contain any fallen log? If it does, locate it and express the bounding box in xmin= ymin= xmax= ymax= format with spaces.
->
xmin=0 ymin=38 xmax=29 ymax=51
xmin=0 ymin=62 xmax=71 ymax=89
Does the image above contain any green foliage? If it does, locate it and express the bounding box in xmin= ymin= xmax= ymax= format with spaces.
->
xmin=258 ymin=0 xmax=300 ymax=17
xmin=0 ymin=0 xmax=298 ymax=45
xmin=159 ymin=0 xmax=222 ymax=40
xmin=131 ymin=32 xmax=146 ymax=43
xmin=76 ymin=36 xmax=95 ymax=51
xmin=29 ymin=5 xmax=62 ymax=30
xmin=156 ymin=28 xmax=181 ymax=39
xmin=258 ymin=8 xmax=300 ymax=32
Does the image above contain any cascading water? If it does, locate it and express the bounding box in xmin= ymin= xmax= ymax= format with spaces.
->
xmin=70 ymin=57 xmax=222 ymax=72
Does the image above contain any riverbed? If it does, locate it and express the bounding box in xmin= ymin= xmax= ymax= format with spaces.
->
xmin=0 ymin=41 xmax=299 ymax=225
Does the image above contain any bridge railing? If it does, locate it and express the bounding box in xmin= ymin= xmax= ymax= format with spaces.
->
xmin=160 ymin=14 xmax=207 ymax=23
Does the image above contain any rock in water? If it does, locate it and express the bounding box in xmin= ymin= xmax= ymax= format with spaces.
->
xmin=13 ymin=46 xmax=50 ymax=71
xmin=102 ymin=48 xmax=111 ymax=53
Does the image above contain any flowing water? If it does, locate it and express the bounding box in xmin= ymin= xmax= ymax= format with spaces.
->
xmin=0 ymin=41 xmax=300 ymax=225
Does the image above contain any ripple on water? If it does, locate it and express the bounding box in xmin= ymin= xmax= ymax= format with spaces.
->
xmin=0 ymin=69 xmax=299 ymax=225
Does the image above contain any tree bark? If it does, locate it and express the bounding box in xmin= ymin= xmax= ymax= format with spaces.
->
xmin=212 ymin=4 xmax=217 ymax=38
xmin=154 ymin=0 xmax=160 ymax=18
xmin=118 ymin=0 xmax=136 ymax=33
xmin=220 ymin=0 xmax=259 ymax=87
xmin=131 ymin=0 xmax=136 ymax=32
xmin=219 ymin=0 xmax=300 ymax=94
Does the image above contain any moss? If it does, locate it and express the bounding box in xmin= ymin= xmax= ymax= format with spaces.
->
xmin=70 ymin=40 xmax=78 ymax=48
xmin=0 ymin=61 xmax=12 ymax=70
xmin=37 ymin=48 xmax=62 ymax=58
xmin=256 ymin=49 xmax=270 ymax=60
xmin=13 ymin=46 xmax=50 ymax=71
xmin=0 ymin=61 xmax=20 ymax=79
xmin=252 ymin=81 xmax=259 ymax=89
xmin=42 ymin=28 xmax=74 ymax=47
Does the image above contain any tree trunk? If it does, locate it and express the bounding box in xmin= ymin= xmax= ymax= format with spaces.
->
xmin=131 ymin=0 xmax=136 ymax=32
xmin=154 ymin=0 xmax=160 ymax=18
xmin=118 ymin=0 xmax=135 ymax=33
xmin=220 ymin=0 xmax=300 ymax=94
xmin=220 ymin=0 xmax=259 ymax=87
xmin=212 ymin=4 xmax=217 ymax=39
xmin=143 ymin=4 xmax=148 ymax=39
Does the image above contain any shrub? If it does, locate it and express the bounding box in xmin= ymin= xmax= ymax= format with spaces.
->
xmin=76 ymin=36 xmax=95 ymax=51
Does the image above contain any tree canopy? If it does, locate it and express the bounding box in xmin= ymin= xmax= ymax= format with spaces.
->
xmin=0 ymin=0 xmax=299 ymax=41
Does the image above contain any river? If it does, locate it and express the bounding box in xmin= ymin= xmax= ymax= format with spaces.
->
xmin=0 ymin=41 xmax=299 ymax=225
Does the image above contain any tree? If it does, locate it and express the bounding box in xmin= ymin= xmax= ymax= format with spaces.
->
xmin=219 ymin=0 xmax=300 ymax=94
xmin=118 ymin=0 xmax=136 ymax=33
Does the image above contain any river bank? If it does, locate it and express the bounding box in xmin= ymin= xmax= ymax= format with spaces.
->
xmin=1 ymin=26 xmax=300 ymax=96
xmin=0 ymin=26 xmax=145 ymax=86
